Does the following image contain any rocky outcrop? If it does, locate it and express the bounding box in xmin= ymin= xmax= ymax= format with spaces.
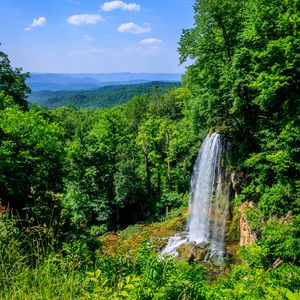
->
xmin=231 ymin=171 xmax=244 ymax=198
xmin=177 ymin=241 xmax=210 ymax=262
xmin=238 ymin=201 xmax=257 ymax=246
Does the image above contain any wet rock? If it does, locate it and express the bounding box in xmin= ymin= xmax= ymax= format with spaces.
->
xmin=196 ymin=241 xmax=209 ymax=248
xmin=193 ymin=247 xmax=209 ymax=262
xmin=209 ymin=251 xmax=223 ymax=268
xmin=177 ymin=241 xmax=211 ymax=263
xmin=177 ymin=241 xmax=195 ymax=257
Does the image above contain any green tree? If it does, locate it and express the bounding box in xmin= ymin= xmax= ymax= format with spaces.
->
xmin=0 ymin=49 xmax=30 ymax=110
xmin=179 ymin=0 xmax=249 ymax=136
xmin=180 ymin=0 xmax=300 ymax=212
xmin=113 ymin=135 xmax=147 ymax=224
xmin=0 ymin=105 xmax=65 ymax=224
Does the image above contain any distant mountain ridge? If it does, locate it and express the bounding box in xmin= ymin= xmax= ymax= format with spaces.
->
xmin=28 ymin=81 xmax=182 ymax=109
xmin=27 ymin=73 xmax=182 ymax=91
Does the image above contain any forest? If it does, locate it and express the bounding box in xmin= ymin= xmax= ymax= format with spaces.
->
xmin=28 ymin=81 xmax=181 ymax=108
xmin=0 ymin=0 xmax=299 ymax=299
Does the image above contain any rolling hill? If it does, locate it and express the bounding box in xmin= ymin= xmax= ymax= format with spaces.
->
xmin=26 ymin=73 xmax=182 ymax=91
xmin=28 ymin=81 xmax=182 ymax=109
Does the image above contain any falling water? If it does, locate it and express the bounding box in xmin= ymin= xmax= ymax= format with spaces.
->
xmin=162 ymin=133 xmax=229 ymax=265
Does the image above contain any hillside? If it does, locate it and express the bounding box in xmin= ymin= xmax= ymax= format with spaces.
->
xmin=26 ymin=73 xmax=182 ymax=91
xmin=28 ymin=81 xmax=182 ymax=108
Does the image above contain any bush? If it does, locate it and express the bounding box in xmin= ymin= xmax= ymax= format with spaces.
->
xmin=259 ymin=214 xmax=300 ymax=266
xmin=155 ymin=191 xmax=187 ymax=216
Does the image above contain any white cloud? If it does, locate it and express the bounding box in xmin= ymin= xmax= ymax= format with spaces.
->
xmin=140 ymin=38 xmax=162 ymax=45
xmin=32 ymin=17 xmax=47 ymax=27
xmin=118 ymin=22 xmax=150 ymax=34
xmin=24 ymin=17 xmax=46 ymax=31
xmin=102 ymin=1 xmax=140 ymax=11
xmin=67 ymin=14 xmax=103 ymax=25
xmin=83 ymin=34 xmax=94 ymax=42
xmin=126 ymin=38 xmax=164 ymax=55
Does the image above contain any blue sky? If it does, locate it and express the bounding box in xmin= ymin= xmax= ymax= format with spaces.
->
xmin=0 ymin=0 xmax=195 ymax=73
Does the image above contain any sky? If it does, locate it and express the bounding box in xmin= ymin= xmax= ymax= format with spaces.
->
xmin=0 ymin=0 xmax=195 ymax=73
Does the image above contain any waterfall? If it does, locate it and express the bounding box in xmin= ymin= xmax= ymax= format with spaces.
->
xmin=162 ymin=133 xmax=229 ymax=265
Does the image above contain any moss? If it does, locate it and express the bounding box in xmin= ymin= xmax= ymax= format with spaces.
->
xmin=228 ymin=208 xmax=241 ymax=240
xmin=119 ymin=224 xmax=145 ymax=241
xmin=100 ymin=208 xmax=188 ymax=256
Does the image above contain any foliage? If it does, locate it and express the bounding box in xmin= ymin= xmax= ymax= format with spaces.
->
xmin=155 ymin=191 xmax=187 ymax=216
xmin=82 ymin=240 xmax=207 ymax=300
xmin=207 ymin=262 xmax=300 ymax=299
xmin=259 ymin=214 xmax=300 ymax=266
xmin=30 ymin=81 xmax=181 ymax=109
xmin=0 ymin=105 xmax=65 ymax=225
xmin=0 ymin=49 xmax=30 ymax=109
xmin=243 ymin=120 xmax=300 ymax=215
xmin=55 ymin=86 xmax=199 ymax=234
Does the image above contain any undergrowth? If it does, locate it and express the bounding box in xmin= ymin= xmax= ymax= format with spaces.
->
xmin=1 ymin=209 xmax=300 ymax=299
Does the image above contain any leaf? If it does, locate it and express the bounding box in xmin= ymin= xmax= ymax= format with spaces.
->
xmin=95 ymin=269 xmax=101 ymax=279
xmin=117 ymin=282 xmax=123 ymax=290
xmin=119 ymin=291 xmax=129 ymax=297
xmin=125 ymin=284 xmax=134 ymax=290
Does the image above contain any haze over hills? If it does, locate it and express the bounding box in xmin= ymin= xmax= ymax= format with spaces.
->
xmin=28 ymin=81 xmax=182 ymax=109
xmin=27 ymin=73 xmax=182 ymax=92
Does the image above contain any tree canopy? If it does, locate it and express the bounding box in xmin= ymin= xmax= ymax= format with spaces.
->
xmin=179 ymin=0 xmax=300 ymax=215
xmin=0 ymin=49 xmax=30 ymax=110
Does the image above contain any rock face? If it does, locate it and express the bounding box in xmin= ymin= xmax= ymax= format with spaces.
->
xmin=238 ymin=201 xmax=257 ymax=246
xmin=231 ymin=171 xmax=243 ymax=198
xmin=177 ymin=241 xmax=226 ymax=268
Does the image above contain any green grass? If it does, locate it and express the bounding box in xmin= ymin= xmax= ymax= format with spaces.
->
xmin=0 ymin=256 xmax=84 ymax=300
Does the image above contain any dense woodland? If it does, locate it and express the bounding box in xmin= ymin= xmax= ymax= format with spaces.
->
xmin=0 ymin=0 xmax=299 ymax=299
xmin=28 ymin=81 xmax=181 ymax=109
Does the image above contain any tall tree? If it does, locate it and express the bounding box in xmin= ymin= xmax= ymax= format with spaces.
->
xmin=0 ymin=105 xmax=65 ymax=224
xmin=178 ymin=0 xmax=258 ymax=148
xmin=180 ymin=0 xmax=300 ymax=215
xmin=0 ymin=49 xmax=30 ymax=110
